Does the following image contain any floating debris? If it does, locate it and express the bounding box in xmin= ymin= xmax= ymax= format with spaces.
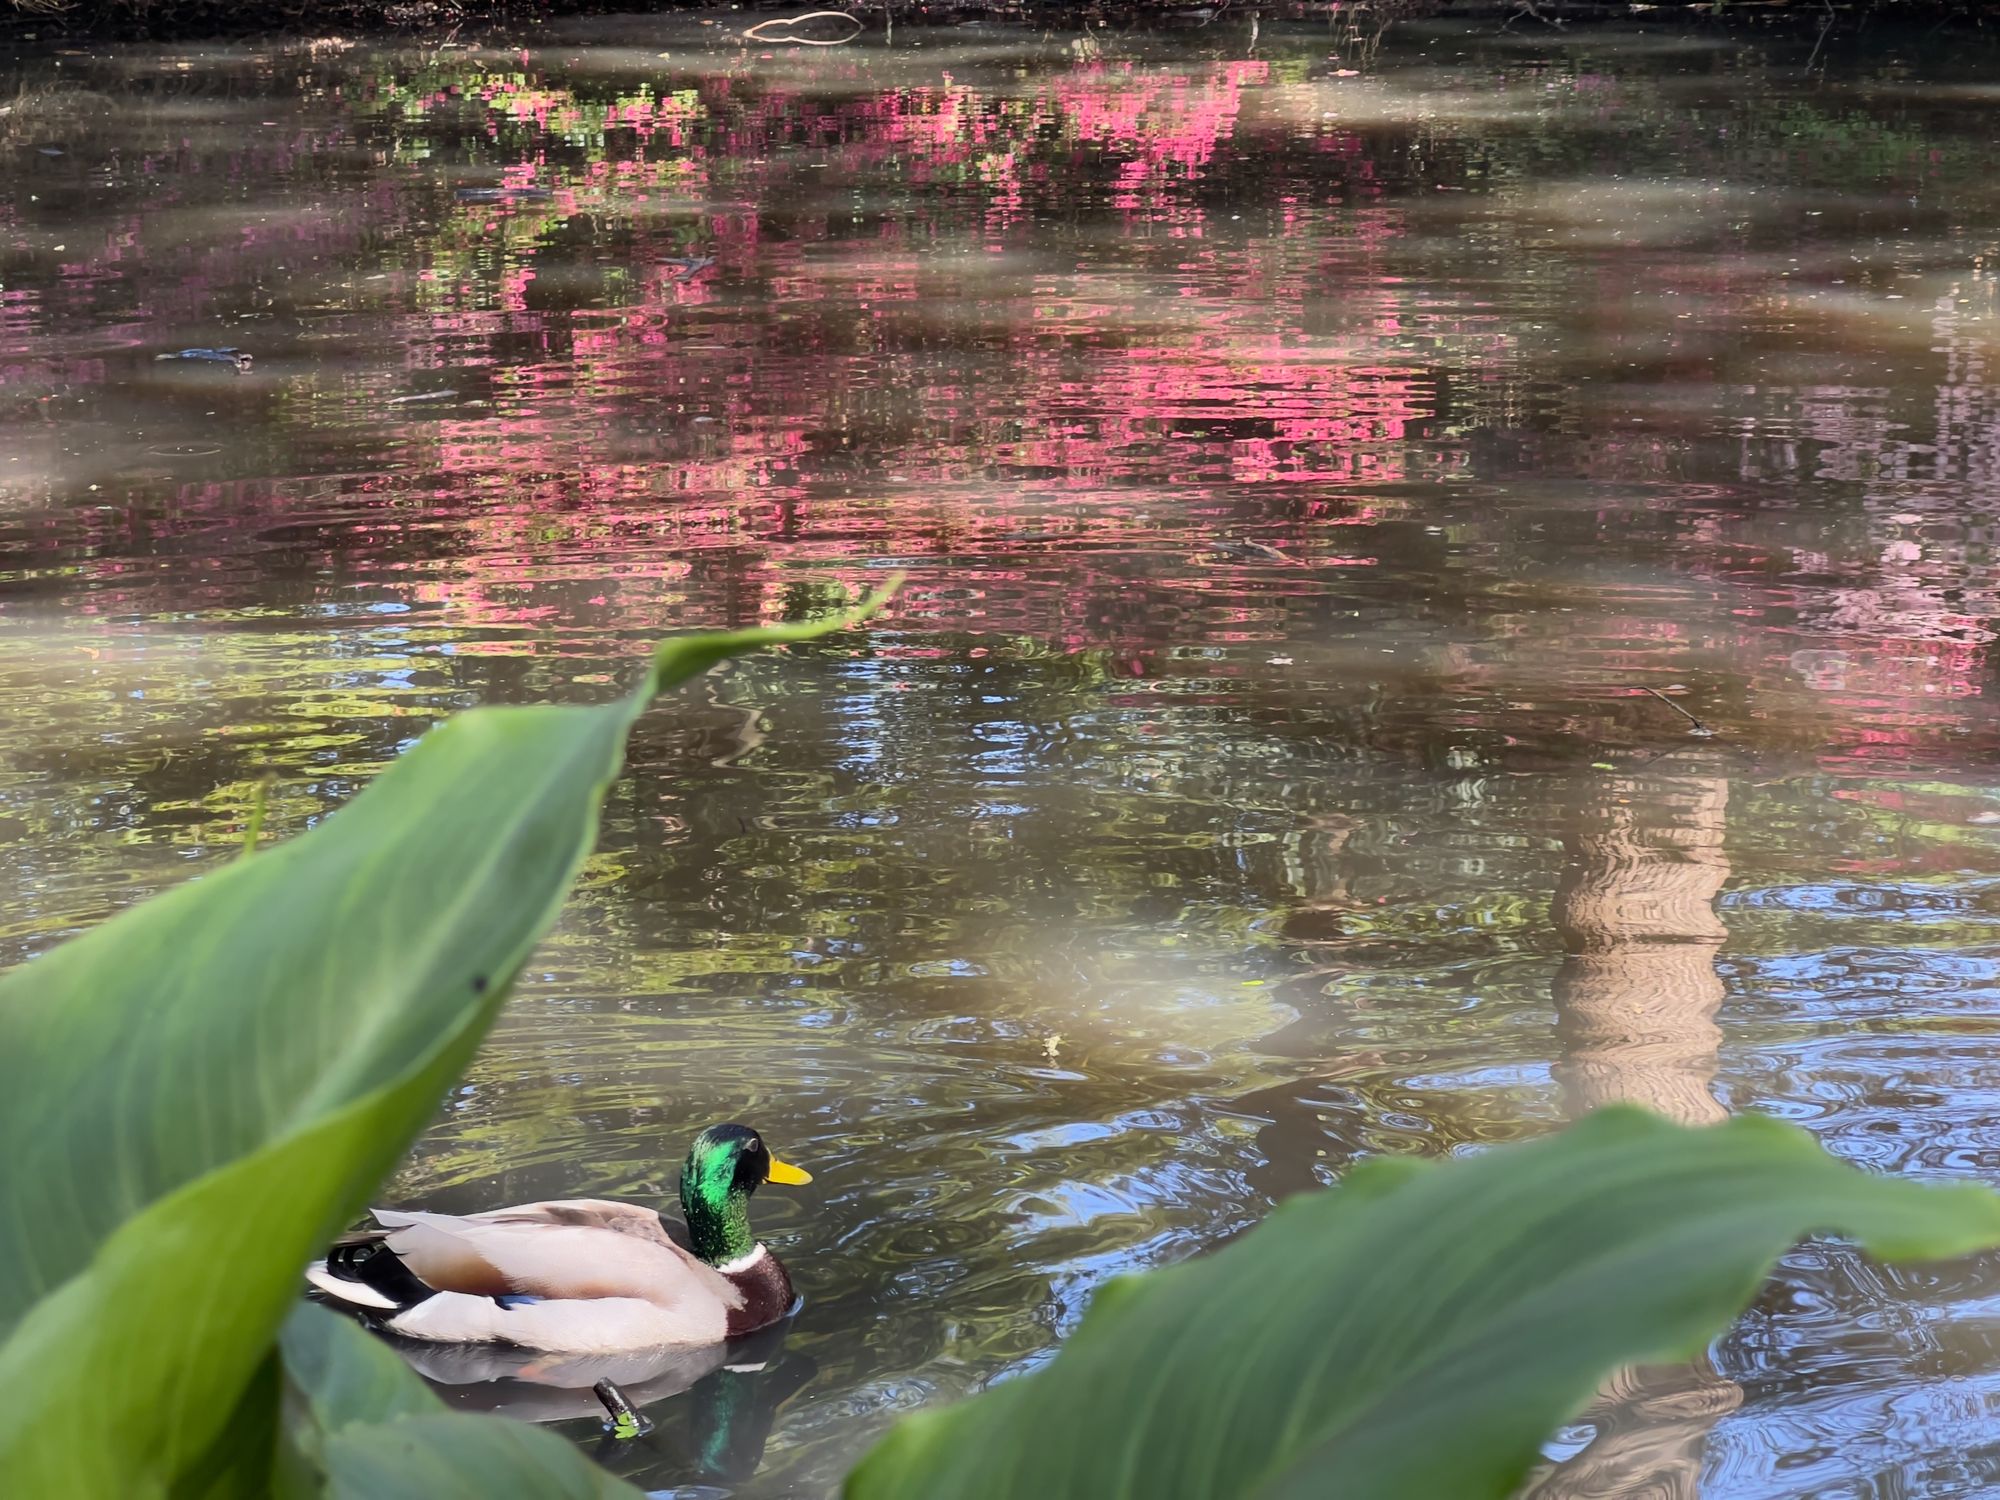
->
xmin=660 ymin=255 xmax=716 ymax=282
xmin=1636 ymin=686 xmax=1716 ymax=738
xmin=454 ymin=185 xmax=553 ymax=204
xmin=387 ymin=389 xmax=457 ymax=406
xmin=591 ymin=1379 xmax=651 ymax=1440
xmin=1210 ymin=537 xmax=1299 ymax=565
xmin=1787 ymin=648 xmax=1852 ymax=690
xmin=156 ymin=347 xmax=253 ymax=372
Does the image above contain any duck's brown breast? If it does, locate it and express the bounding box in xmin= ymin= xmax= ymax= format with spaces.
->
xmin=724 ymin=1248 xmax=796 ymax=1337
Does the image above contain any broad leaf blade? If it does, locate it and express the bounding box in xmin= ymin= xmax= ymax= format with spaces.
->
xmin=845 ymin=1108 xmax=2000 ymax=1500
xmin=318 ymin=1413 xmax=636 ymax=1500
xmin=0 ymin=705 xmax=630 ymax=1318
xmin=280 ymin=1304 xmax=637 ymax=1499
xmin=0 ymin=593 xmax=887 ymax=1495
xmin=282 ymin=1302 xmax=451 ymax=1435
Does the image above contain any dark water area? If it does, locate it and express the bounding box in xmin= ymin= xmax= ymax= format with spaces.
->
xmin=7 ymin=11 xmax=2000 ymax=1496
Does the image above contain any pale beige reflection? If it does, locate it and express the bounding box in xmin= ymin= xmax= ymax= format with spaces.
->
xmin=1524 ymin=758 xmax=1740 ymax=1500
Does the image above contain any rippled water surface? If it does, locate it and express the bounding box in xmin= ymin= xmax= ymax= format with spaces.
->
xmin=8 ymin=12 xmax=2000 ymax=1495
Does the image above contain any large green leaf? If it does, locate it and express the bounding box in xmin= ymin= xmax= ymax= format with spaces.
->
xmin=282 ymin=1302 xmax=455 ymax=1436
xmin=0 ymin=593 xmax=889 ymax=1497
xmin=280 ymin=1303 xmax=636 ymax=1499
xmin=846 ymin=1107 xmax=2000 ymax=1500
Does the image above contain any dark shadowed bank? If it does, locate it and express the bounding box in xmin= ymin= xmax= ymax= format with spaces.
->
xmin=1 ymin=0 xmax=1990 ymax=43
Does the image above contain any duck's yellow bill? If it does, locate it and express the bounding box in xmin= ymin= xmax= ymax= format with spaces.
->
xmin=766 ymin=1157 xmax=813 ymax=1186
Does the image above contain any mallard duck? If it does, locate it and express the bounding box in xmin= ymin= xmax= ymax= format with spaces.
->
xmin=305 ymin=1123 xmax=812 ymax=1354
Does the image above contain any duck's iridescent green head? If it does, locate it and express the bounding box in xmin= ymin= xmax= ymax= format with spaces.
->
xmin=679 ymin=1123 xmax=812 ymax=1267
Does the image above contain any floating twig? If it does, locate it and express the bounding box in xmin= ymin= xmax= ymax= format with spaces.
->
xmin=593 ymin=1379 xmax=652 ymax=1439
xmin=1805 ymin=0 xmax=1837 ymax=73
xmin=1637 ymin=687 xmax=1715 ymax=738
xmin=742 ymin=11 xmax=864 ymax=46
xmin=1209 ymin=537 xmax=1300 ymax=565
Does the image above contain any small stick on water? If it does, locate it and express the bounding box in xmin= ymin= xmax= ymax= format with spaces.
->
xmin=593 ymin=1379 xmax=651 ymax=1439
xmin=1637 ymin=687 xmax=1715 ymax=738
xmin=1805 ymin=0 xmax=1836 ymax=73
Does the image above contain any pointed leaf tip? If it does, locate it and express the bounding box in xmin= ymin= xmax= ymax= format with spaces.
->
xmin=642 ymin=575 xmax=902 ymax=700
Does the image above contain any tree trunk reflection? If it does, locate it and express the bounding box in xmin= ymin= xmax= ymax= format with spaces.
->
xmin=1552 ymin=764 xmax=1729 ymax=1126
xmin=1523 ymin=758 xmax=1741 ymax=1500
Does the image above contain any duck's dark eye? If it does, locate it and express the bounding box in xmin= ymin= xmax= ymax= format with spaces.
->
xmin=746 ymin=1137 xmax=761 ymax=1155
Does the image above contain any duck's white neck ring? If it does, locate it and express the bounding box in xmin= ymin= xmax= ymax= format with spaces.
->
xmin=717 ymin=1243 xmax=768 ymax=1276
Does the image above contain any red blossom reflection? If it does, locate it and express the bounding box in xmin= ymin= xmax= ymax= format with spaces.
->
xmin=3 ymin=39 xmax=2000 ymax=770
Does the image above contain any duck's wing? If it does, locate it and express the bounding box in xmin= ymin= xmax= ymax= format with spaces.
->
xmin=465 ymin=1198 xmax=692 ymax=1252
xmin=388 ymin=1290 xmax=727 ymax=1351
xmin=372 ymin=1207 xmax=731 ymax=1307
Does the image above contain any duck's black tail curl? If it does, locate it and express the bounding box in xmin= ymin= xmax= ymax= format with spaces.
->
xmin=309 ymin=1234 xmax=437 ymax=1314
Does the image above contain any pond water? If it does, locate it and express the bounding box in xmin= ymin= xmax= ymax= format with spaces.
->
xmin=7 ymin=10 xmax=2000 ymax=1496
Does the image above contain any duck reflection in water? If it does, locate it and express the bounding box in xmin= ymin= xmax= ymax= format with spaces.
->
xmin=386 ymin=1314 xmax=815 ymax=1488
